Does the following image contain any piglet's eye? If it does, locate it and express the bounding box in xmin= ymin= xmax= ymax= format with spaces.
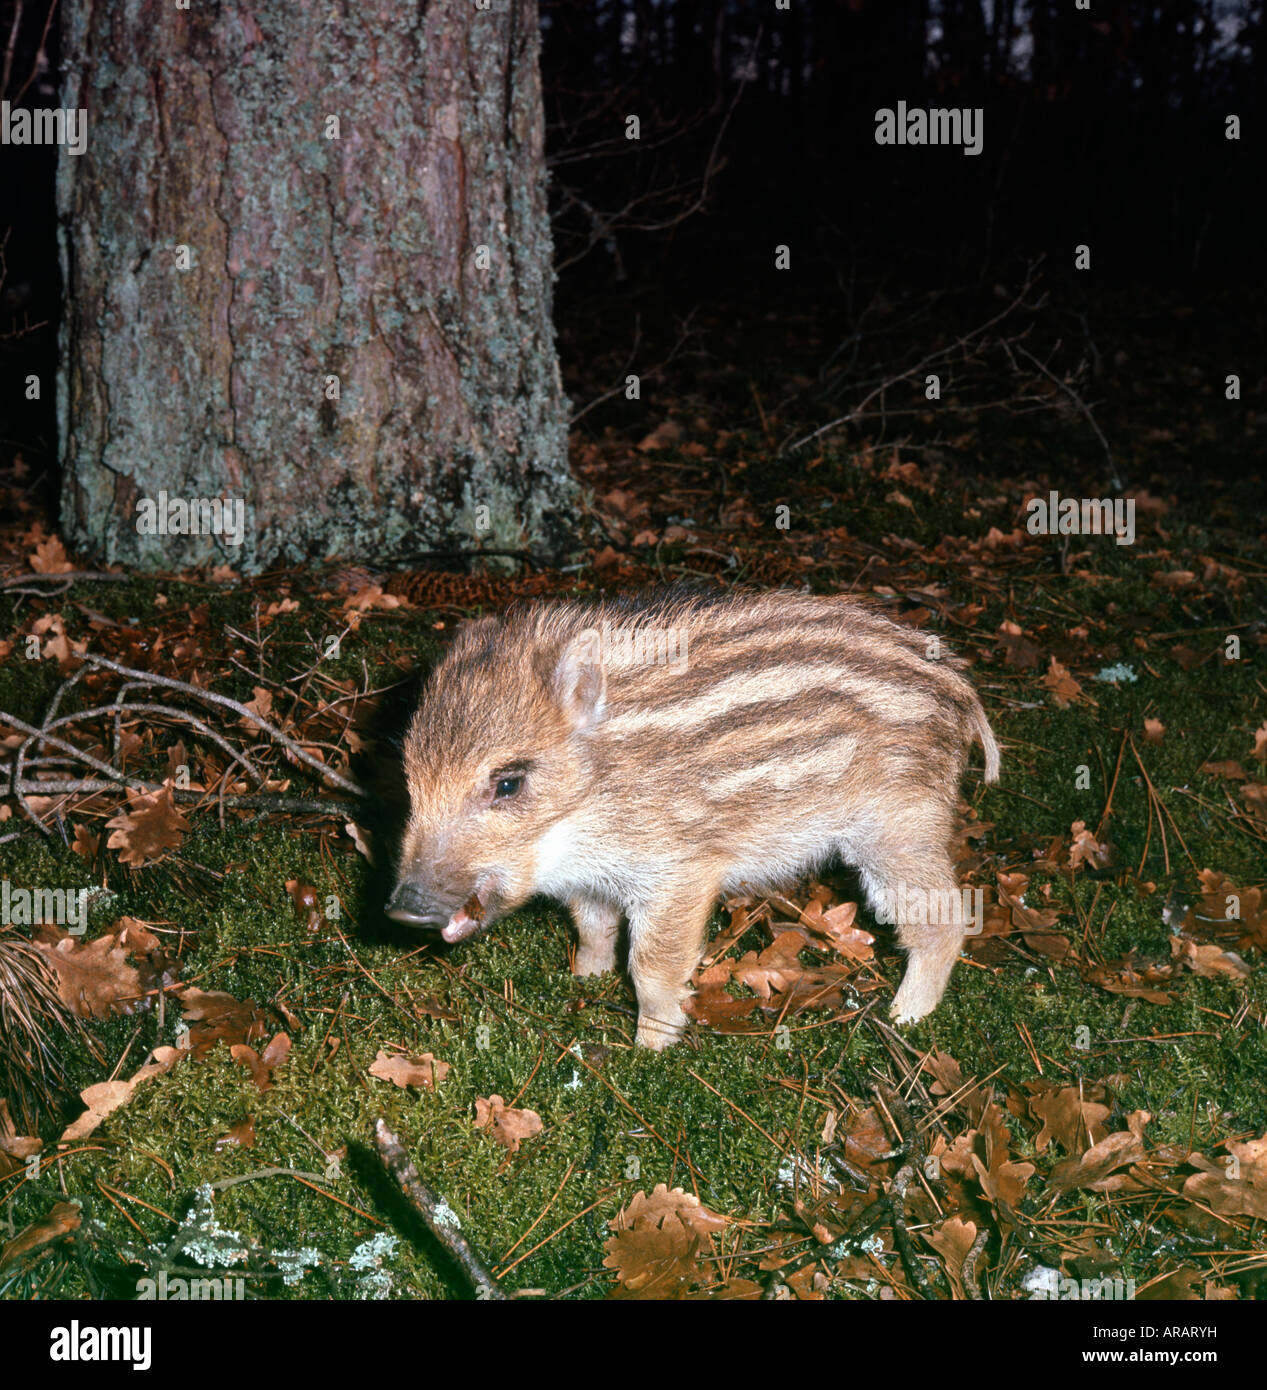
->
xmin=493 ymin=775 xmax=523 ymax=800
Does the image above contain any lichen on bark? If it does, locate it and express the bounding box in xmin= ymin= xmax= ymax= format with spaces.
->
xmin=58 ymin=0 xmax=574 ymax=574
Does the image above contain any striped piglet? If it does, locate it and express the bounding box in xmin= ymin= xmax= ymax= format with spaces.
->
xmin=387 ymin=589 xmax=999 ymax=1047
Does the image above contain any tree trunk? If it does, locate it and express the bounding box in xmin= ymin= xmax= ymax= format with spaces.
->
xmin=57 ymin=0 xmax=573 ymax=574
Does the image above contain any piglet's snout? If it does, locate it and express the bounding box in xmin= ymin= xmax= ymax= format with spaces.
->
xmin=385 ymin=878 xmax=449 ymax=930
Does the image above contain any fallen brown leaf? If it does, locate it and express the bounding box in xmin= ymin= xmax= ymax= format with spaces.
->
xmin=474 ymin=1095 xmax=542 ymax=1152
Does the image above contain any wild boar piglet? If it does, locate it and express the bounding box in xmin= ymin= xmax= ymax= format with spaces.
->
xmin=387 ymin=589 xmax=1000 ymax=1048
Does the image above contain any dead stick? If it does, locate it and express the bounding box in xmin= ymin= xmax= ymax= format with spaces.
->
xmin=961 ymin=1225 xmax=989 ymax=1300
xmin=889 ymin=1162 xmax=935 ymax=1299
xmin=374 ymin=1120 xmax=508 ymax=1301
xmin=0 ymin=571 xmax=129 ymax=589
xmin=0 ymin=777 xmax=357 ymax=816
xmin=80 ymin=653 xmax=365 ymax=796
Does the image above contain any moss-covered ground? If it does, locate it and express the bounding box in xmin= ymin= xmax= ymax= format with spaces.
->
xmin=1 ymin=290 xmax=1264 ymax=1301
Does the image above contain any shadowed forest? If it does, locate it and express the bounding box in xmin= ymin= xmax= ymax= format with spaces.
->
xmin=0 ymin=0 xmax=1264 ymax=1318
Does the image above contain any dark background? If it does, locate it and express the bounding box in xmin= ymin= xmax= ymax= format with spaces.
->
xmin=2 ymin=0 xmax=1263 ymax=494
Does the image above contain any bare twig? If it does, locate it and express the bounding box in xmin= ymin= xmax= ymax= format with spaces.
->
xmin=569 ymin=310 xmax=700 ymax=426
xmin=1015 ymin=344 xmax=1120 ymax=488
xmin=78 ymin=654 xmax=366 ymax=796
xmin=0 ymin=710 xmax=146 ymax=832
xmin=0 ymin=777 xmax=358 ymax=816
xmin=781 ymin=266 xmax=1046 ymax=456
xmin=962 ymin=1225 xmax=990 ymax=1300
xmin=0 ymin=571 xmax=128 ymax=590
xmin=10 ymin=0 xmax=57 ymax=107
xmin=0 ymin=0 xmax=23 ymax=100
xmin=374 ymin=1119 xmax=508 ymax=1301
xmin=888 ymin=1160 xmax=936 ymax=1300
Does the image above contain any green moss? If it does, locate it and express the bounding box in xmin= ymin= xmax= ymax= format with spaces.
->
xmin=4 ymin=465 xmax=1266 ymax=1299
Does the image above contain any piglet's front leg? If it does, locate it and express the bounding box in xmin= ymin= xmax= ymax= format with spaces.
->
xmin=570 ymin=896 xmax=621 ymax=976
xmin=627 ymin=888 xmax=714 ymax=1050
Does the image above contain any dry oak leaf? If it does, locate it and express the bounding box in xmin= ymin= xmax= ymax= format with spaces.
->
xmin=1068 ymin=819 xmax=1112 ymax=871
xmin=1151 ymin=569 xmax=1197 ymax=591
xmin=730 ymin=930 xmax=810 ymax=998
xmin=473 ymin=1095 xmax=542 ymax=1152
xmin=163 ymin=739 xmax=190 ymax=783
xmin=1049 ymin=1112 xmax=1151 ymax=1193
xmin=1135 ymin=1267 xmax=1215 ymax=1301
xmin=996 ymin=619 xmax=1042 ymax=670
xmin=921 ymin=1050 xmax=987 ymax=1126
xmin=687 ymin=969 xmax=767 ymax=1032
xmin=70 ymin=824 xmax=100 ymax=860
xmin=1168 ymin=642 xmax=1209 ymax=671
xmin=970 ymin=1101 xmax=1036 ymax=1208
xmin=30 ymin=613 xmax=84 ymax=669
xmin=105 ymin=780 xmax=190 ymax=866
xmin=285 ymin=879 xmax=325 ymax=933
xmin=994 ymin=873 xmax=1065 ymax=961
xmin=798 ymin=899 xmax=875 ymax=959
xmin=342 ymin=583 xmax=405 ymax=615
xmin=636 ymin=418 xmax=683 ymax=452
xmin=0 ymin=1102 xmax=41 ymax=1178
xmin=1027 ymin=1084 xmax=1111 ymax=1155
xmin=369 ymin=1050 xmax=451 ymax=1091
xmin=1190 ymin=870 xmax=1267 ymax=952
xmin=241 ymin=685 xmax=274 ymax=724
xmin=1199 ymin=760 xmax=1247 ymax=780
xmin=1181 ymin=1134 xmax=1267 ymax=1220
xmin=33 ymin=919 xmax=173 ymax=1020
xmin=763 ymin=1266 xmax=823 ymax=1302
xmin=345 ymin=821 xmax=373 ymax=863
xmin=1040 ymin=656 xmax=1089 ymax=709
xmin=922 ymin=1217 xmax=979 ymax=1300
xmin=60 ymin=1046 xmax=182 ymax=1141
xmin=215 ymin=1117 xmax=256 ymax=1151
xmin=0 ymin=1201 xmax=81 ymax=1273
xmin=176 ymin=987 xmax=271 ymax=1058
xmin=231 ymin=1032 xmax=291 ymax=1091
xmin=29 ymin=534 xmax=74 ymax=574
xmin=1170 ymin=936 xmax=1250 ymax=980
xmin=604 ymin=1185 xmax=728 ymax=1295
xmin=1086 ymin=953 xmax=1177 ymax=1005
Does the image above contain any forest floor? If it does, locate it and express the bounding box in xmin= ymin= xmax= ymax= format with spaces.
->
xmin=1 ymin=281 xmax=1265 ymax=1300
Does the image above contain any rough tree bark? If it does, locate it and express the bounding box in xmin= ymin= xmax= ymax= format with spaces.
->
xmin=57 ymin=0 xmax=574 ymax=573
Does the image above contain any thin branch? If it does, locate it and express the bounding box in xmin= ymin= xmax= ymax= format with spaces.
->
xmin=79 ymin=654 xmax=365 ymax=796
xmin=0 ymin=570 xmax=128 ymax=590
xmin=0 ymin=777 xmax=358 ymax=816
xmin=0 ymin=711 xmax=145 ymax=833
xmin=780 ymin=266 xmax=1046 ymax=456
xmin=1 ymin=0 xmax=23 ymax=101
xmin=10 ymin=0 xmax=57 ymax=107
xmin=374 ymin=1120 xmax=508 ymax=1301
xmin=1015 ymin=344 xmax=1120 ymax=488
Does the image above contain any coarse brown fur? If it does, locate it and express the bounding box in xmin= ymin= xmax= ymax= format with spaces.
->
xmin=388 ymin=589 xmax=1000 ymax=1047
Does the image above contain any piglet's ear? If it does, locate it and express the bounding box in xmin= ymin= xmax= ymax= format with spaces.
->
xmin=553 ymin=629 xmax=606 ymax=731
